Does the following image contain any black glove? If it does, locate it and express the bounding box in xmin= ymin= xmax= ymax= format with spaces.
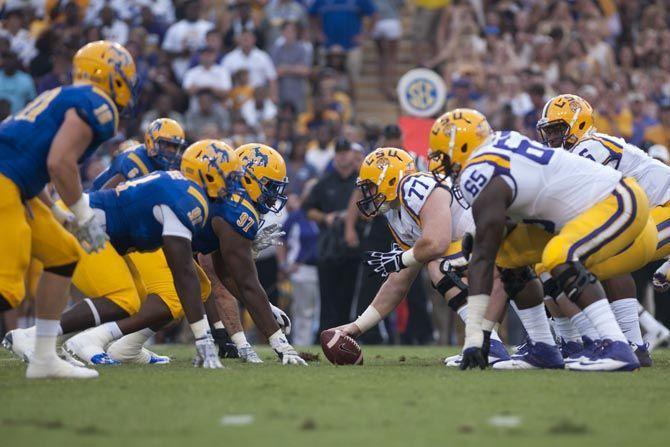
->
xmin=461 ymin=232 xmax=474 ymax=262
xmin=460 ymin=330 xmax=491 ymax=370
xmin=212 ymin=328 xmax=239 ymax=359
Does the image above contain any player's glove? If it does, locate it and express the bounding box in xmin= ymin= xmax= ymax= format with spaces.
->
xmin=72 ymin=213 xmax=108 ymax=254
xmin=251 ymin=223 xmax=285 ymax=259
xmin=194 ymin=335 xmax=224 ymax=369
xmin=460 ymin=330 xmax=491 ymax=370
xmin=270 ymin=303 xmax=292 ymax=335
xmin=366 ymin=243 xmax=406 ymax=277
xmin=212 ymin=328 xmax=239 ymax=359
xmin=653 ymin=260 xmax=670 ymax=293
xmin=269 ymin=331 xmax=307 ymax=366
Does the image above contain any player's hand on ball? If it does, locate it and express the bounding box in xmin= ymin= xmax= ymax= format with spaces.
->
xmin=460 ymin=331 xmax=491 ymax=371
xmin=194 ymin=335 xmax=224 ymax=369
xmin=332 ymin=323 xmax=362 ymax=339
xmin=270 ymin=303 xmax=291 ymax=335
xmin=366 ymin=243 xmax=406 ymax=277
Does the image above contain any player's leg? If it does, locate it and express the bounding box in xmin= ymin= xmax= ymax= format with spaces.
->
xmin=543 ymin=178 xmax=649 ymax=371
xmin=493 ymin=268 xmax=564 ymax=370
xmin=65 ymin=293 xmax=174 ymax=365
xmin=25 ymin=196 xmax=97 ymax=378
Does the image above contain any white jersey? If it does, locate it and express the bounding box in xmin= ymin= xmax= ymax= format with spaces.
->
xmin=383 ymin=172 xmax=474 ymax=249
xmin=571 ymin=132 xmax=670 ymax=207
xmin=459 ymin=131 xmax=622 ymax=231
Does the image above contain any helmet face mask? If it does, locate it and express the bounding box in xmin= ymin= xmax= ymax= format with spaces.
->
xmin=537 ymin=119 xmax=570 ymax=148
xmin=250 ymin=171 xmax=288 ymax=213
xmin=356 ymin=179 xmax=387 ymax=218
xmin=428 ymin=151 xmax=460 ymax=184
xmin=152 ymin=138 xmax=187 ymax=170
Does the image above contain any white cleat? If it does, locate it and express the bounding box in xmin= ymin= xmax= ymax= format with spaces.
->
xmin=63 ymin=330 xmax=119 ymax=365
xmin=444 ymin=354 xmax=462 ymax=367
xmin=2 ymin=327 xmax=36 ymax=362
xmin=644 ymin=326 xmax=670 ymax=351
xmin=107 ymin=340 xmax=170 ymax=365
xmin=26 ymin=356 xmax=99 ymax=379
xmin=493 ymin=359 xmax=543 ymax=370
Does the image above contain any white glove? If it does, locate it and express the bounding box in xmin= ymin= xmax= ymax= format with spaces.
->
xmin=69 ymin=195 xmax=108 ymax=253
xmin=50 ymin=203 xmax=75 ymax=226
xmin=72 ymin=213 xmax=108 ymax=254
xmin=653 ymin=260 xmax=670 ymax=293
xmin=270 ymin=303 xmax=291 ymax=335
xmin=269 ymin=330 xmax=306 ymax=366
xmin=366 ymin=243 xmax=406 ymax=277
xmin=251 ymin=223 xmax=285 ymax=259
xmin=194 ymin=335 xmax=224 ymax=369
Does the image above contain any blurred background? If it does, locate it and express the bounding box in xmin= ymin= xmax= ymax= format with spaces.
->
xmin=1 ymin=0 xmax=669 ymax=347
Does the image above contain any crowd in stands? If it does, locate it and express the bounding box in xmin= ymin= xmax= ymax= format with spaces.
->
xmin=1 ymin=0 xmax=669 ymax=346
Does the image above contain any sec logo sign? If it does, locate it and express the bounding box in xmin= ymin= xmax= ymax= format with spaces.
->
xmin=397 ymin=69 xmax=447 ymax=117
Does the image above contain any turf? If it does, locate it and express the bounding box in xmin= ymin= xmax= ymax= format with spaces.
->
xmin=1 ymin=345 xmax=669 ymax=447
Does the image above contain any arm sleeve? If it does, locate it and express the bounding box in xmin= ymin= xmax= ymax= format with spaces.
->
xmin=156 ymin=205 xmax=193 ymax=240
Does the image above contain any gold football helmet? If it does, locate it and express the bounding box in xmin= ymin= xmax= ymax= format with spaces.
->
xmin=235 ymin=143 xmax=288 ymax=213
xmin=181 ymin=140 xmax=241 ymax=199
xmin=145 ymin=118 xmax=187 ymax=170
xmin=428 ymin=108 xmax=492 ymax=181
xmin=356 ymin=147 xmax=416 ymax=217
xmin=537 ymin=94 xmax=594 ymax=149
xmin=72 ymin=40 xmax=137 ymax=109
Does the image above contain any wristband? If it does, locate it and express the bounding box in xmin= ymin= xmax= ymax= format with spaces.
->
xmin=69 ymin=194 xmax=94 ymax=224
xmin=463 ymin=294 xmax=490 ymax=349
xmin=400 ymin=248 xmax=420 ymax=267
xmin=354 ymin=306 xmax=382 ymax=333
xmin=269 ymin=329 xmax=287 ymax=348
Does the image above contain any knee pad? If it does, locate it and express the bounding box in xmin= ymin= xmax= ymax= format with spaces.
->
xmin=499 ymin=266 xmax=537 ymax=299
xmin=554 ymin=261 xmax=596 ymax=302
xmin=44 ymin=261 xmax=77 ymax=278
xmin=541 ymin=276 xmax=561 ymax=301
xmin=433 ymin=267 xmax=468 ymax=312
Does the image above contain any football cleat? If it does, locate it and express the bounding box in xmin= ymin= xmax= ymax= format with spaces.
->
xmin=444 ymin=339 xmax=511 ymax=367
xmin=632 ymin=343 xmax=652 ymax=368
xmin=107 ymin=340 xmax=170 ymax=365
xmin=560 ymin=339 xmax=583 ymax=359
xmin=511 ymin=337 xmax=530 ymax=358
xmin=564 ymin=336 xmax=600 ymax=364
xmin=643 ymin=326 xmax=670 ymax=351
xmin=26 ymin=356 xmax=99 ymax=379
xmin=2 ymin=327 xmax=35 ymax=362
xmin=493 ymin=341 xmax=564 ymax=370
xmin=63 ymin=330 xmax=119 ymax=365
xmin=566 ymin=339 xmax=640 ymax=372
xmin=238 ymin=344 xmax=263 ymax=363
xmin=212 ymin=328 xmax=239 ymax=359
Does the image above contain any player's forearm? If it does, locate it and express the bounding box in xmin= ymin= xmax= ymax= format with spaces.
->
xmin=413 ymin=236 xmax=449 ymax=264
xmin=354 ymin=266 xmax=419 ymax=332
xmin=48 ymin=156 xmax=84 ymax=206
xmin=238 ymin=280 xmax=280 ymax=337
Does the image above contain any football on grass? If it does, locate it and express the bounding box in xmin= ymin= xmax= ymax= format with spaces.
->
xmin=320 ymin=329 xmax=363 ymax=365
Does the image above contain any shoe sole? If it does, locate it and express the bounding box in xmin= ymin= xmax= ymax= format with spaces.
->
xmin=566 ymin=361 xmax=640 ymax=372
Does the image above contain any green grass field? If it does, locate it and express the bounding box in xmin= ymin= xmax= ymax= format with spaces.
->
xmin=1 ymin=345 xmax=669 ymax=447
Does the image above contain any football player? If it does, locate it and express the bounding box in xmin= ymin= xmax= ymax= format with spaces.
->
xmin=429 ymin=108 xmax=652 ymax=371
xmin=331 ymin=147 xmax=512 ymax=366
xmin=0 ymin=40 xmax=136 ymax=379
xmin=64 ymin=143 xmax=306 ymax=366
xmin=537 ymin=94 xmax=669 ymax=364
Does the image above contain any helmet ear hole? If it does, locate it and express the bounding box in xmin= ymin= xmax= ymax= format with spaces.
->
xmin=389 ymin=178 xmax=396 ymax=186
xmin=206 ymin=174 xmax=214 ymax=182
xmin=461 ymin=144 xmax=468 ymax=153
xmin=579 ymin=122 xmax=585 ymax=129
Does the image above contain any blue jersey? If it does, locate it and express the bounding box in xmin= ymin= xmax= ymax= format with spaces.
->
xmin=192 ymin=190 xmax=262 ymax=255
xmin=0 ymin=85 xmax=118 ymax=199
xmin=90 ymin=144 xmax=159 ymax=191
xmin=89 ymin=171 xmax=209 ymax=255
